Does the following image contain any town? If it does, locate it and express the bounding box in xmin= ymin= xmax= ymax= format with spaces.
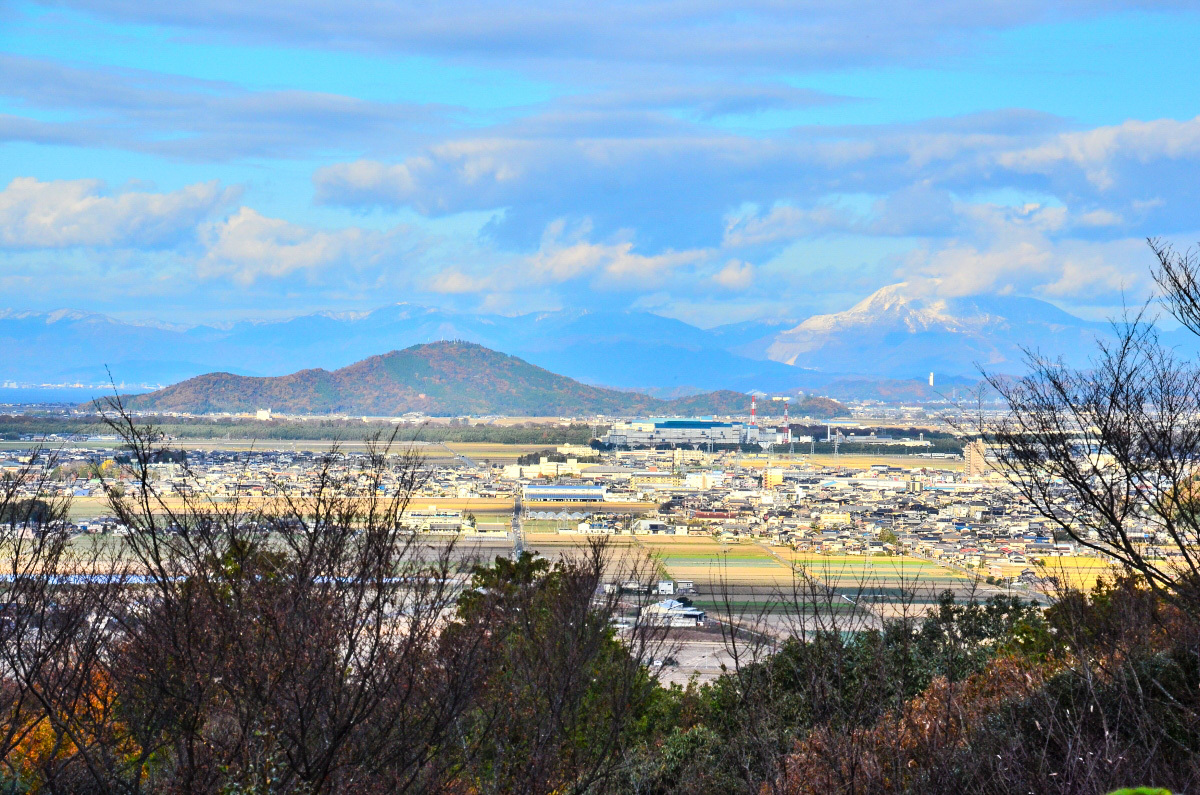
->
xmin=2 ymin=409 xmax=1126 ymax=600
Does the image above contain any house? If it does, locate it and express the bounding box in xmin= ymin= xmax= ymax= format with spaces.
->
xmin=643 ymin=599 xmax=706 ymax=627
xmin=634 ymin=519 xmax=671 ymax=534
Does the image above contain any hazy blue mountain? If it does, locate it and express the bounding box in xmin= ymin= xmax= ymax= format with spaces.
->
xmin=0 ymin=310 xmax=229 ymax=387
xmin=704 ymin=318 xmax=794 ymax=358
xmin=0 ymin=305 xmax=816 ymax=393
xmin=5 ymin=288 xmax=1190 ymax=401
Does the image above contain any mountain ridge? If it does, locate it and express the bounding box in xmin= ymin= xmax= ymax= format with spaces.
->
xmin=8 ymin=285 xmax=1170 ymax=401
xmin=122 ymin=341 xmax=848 ymax=418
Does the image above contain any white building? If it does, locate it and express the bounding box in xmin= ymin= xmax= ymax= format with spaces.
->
xmin=601 ymin=419 xmax=761 ymax=447
xmin=643 ymin=599 xmax=706 ymax=627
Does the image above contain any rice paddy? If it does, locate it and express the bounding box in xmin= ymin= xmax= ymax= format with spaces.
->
xmin=628 ymin=535 xmax=979 ymax=603
xmin=1033 ymin=555 xmax=1121 ymax=591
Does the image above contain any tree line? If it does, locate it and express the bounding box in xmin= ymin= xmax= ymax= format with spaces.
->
xmin=0 ymin=416 xmax=599 ymax=445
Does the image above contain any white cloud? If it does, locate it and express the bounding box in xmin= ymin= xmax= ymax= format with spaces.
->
xmin=0 ymin=55 xmax=447 ymax=161
xmin=723 ymin=204 xmax=852 ymax=247
xmin=313 ymin=107 xmax=1197 ymax=258
xmin=427 ymin=218 xmax=710 ymax=295
xmin=901 ymin=231 xmax=1146 ymax=301
xmin=198 ymin=207 xmax=398 ymax=284
xmin=1075 ymin=209 xmax=1123 ymax=227
xmin=314 ymin=141 xmax=539 ymax=216
xmin=314 ymin=159 xmax=423 ymax=205
xmin=712 ymin=259 xmax=754 ymax=289
xmin=427 ymin=268 xmax=492 ymax=294
xmin=527 ymin=220 xmax=708 ymax=287
xmin=0 ymin=177 xmax=237 ymax=249
xmin=996 ymin=115 xmax=1200 ymax=188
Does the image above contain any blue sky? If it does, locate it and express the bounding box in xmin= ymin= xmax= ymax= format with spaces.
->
xmin=3 ymin=0 xmax=1200 ymax=326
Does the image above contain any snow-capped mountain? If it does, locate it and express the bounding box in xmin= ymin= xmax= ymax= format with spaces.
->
xmin=763 ymin=283 xmax=1144 ymax=378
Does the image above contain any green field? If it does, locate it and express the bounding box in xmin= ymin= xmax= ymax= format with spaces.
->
xmin=632 ymin=536 xmax=788 ymax=585
xmin=779 ymin=549 xmax=968 ymax=586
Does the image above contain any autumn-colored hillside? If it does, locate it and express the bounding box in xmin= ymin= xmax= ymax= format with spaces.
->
xmin=122 ymin=341 xmax=847 ymax=418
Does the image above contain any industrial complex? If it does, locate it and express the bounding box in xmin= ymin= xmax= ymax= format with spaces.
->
xmin=600 ymin=395 xmax=795 ymax=448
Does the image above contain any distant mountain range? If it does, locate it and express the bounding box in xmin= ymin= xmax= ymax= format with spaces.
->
xmin=0 ymin=305 xmax=809 ymax=395
xmin=122 ymin=342 xmax=848 ymax=418
xmin=5 ymin=284 xmax=1179 ymax=402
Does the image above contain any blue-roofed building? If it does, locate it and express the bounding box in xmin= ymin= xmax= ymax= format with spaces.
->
xmin=601 ymin=419 xmax=761 ymax=447
xmin=523 ymin=484 xmax=609 ymax=502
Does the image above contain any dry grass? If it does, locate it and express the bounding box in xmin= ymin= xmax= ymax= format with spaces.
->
xmin=1033 ymin=555 xmax=1121 ymax=590
xmin=802 ymin=454 xmax=964 ymax=471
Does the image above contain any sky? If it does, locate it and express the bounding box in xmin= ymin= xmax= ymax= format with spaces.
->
xmin=3 ymin=0 xmax=1200 ymax=328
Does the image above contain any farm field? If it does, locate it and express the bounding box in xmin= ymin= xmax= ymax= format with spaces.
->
xmin=0 ymin=439 xmax=550 ymax=462
xmin=65 ymin=495 xmax=527 ymax=520
xmin=453 ymin=532 xmax=642 ymax=566
xmin=635 ymin=536 xmax=793 ymax=586
xmin=65 ymin=496 xmax=657 ymax=520
xmin=51 ymin=521 xmax=1039 ymax=610
xmin=802 ymin=454 xmax=964 ymax=471
xmin=630 ymin=536 xmax=972 ymax=592
xmin=443 ymin=443 xmax=553 ymax=463
xmin=730 ymin=453 xmax=962 ymax=470
xmin=1033 ymin=555 xmax=1120 ymax=591
xmin=776 ymin=549 xmax=970 ymax=594
xmin=631 ymin=536 xmax=1017 ymax=612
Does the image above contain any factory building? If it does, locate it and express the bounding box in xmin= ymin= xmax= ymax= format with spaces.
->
xmin=400 ymin=508 xmax=471 ymax=533
xmin=523 ymin=484 xmax=609 ymax=502
xmin=601 ymin=419 xmax=761 ymax=447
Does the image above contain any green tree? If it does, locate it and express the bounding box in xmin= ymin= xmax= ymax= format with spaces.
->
xmin=451 ymin=547 xmax=660 ymax=794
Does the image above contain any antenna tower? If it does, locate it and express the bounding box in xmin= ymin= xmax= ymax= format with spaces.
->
xmin=785 ymin=397 xmax=793 ymax=454
xmin=771 ymin=395 xmax=793 ymax=456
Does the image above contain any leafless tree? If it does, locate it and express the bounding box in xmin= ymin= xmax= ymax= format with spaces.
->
xmin=0 ymin=448 xmax=126 ymax=792
xmin=979 ymin=240 xmax=1200 ymax=615
xmin=698 ymin=556 xmax=936 ymax=794
xmin=0 ymin=397 xmax=669 ymax=793
xmin=51 ymin=396 xmax=495 ymax=793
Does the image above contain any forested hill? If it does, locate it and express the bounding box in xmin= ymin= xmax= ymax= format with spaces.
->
xmin=120 ymin=341 xmax=848 ymax=418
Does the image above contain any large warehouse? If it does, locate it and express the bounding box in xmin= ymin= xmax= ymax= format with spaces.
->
xmin=523 ymin=484 xmax=609 ymax=502
xmin=600 ymin=419 xmax=762 ymax=447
